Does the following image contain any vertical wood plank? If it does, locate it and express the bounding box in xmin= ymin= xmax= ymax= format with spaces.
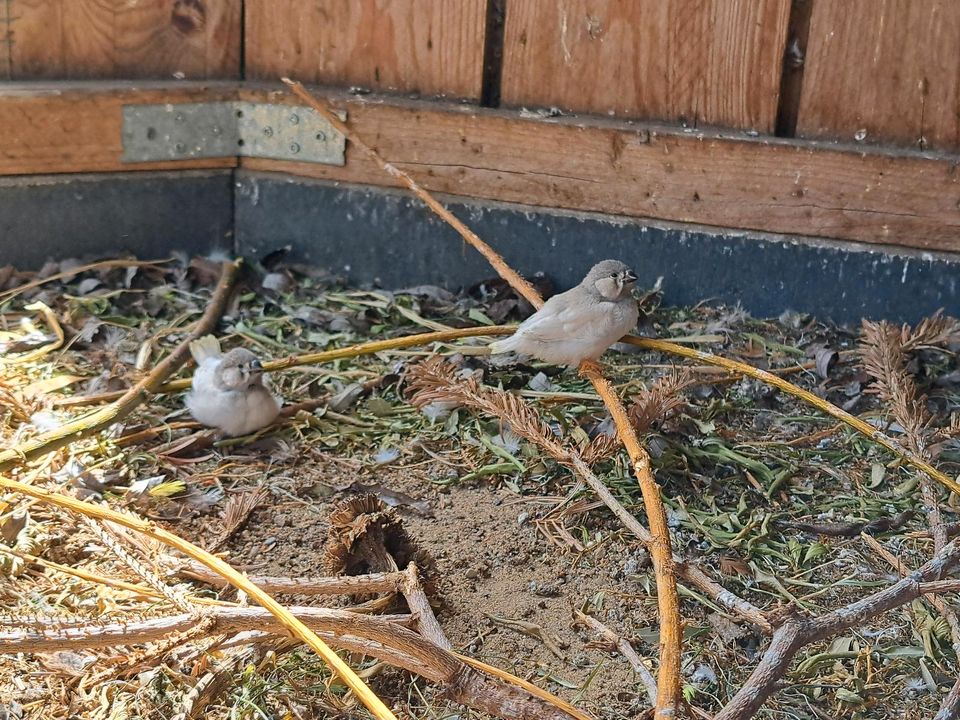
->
xmin=500 ymin=0 xmax=791 ymax=132
xmin=244 ymin=0 xmax=488 ymax=100
xmin=0 ymin=1 xmax=16 ymax=79
xmin=7 ymin=0 xmax=65 ymax=78
xmin=797 ymin=0 xmax=960 ymax=151
xmin=7 ymin=0 xmax=241 ymax=79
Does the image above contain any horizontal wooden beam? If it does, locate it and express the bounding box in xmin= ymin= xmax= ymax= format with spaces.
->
xmin=0 ymin=83 xmax=237 ymax=175
xmin=1 ymin=82 xmax=959 ymax=253
xmin=239 ymin=87 xmax=960 ymax=254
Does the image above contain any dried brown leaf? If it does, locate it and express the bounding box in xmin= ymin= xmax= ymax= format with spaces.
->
xmin=209 ymin=486 xmax=269 ymax=552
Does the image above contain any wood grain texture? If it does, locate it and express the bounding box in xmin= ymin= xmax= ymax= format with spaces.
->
xmin=1 ymin=82 xmax=959 ymax=252
xmin=245 ymin=0 xmax=487 ymax=100
xmin=500 ymin=0 xmax=791 ymax=132
xmin=7 ymin=0 xmax=241 ymax=79
xmin=798 ymin=0 xmax=960 ymax=151
xmin=0 ymin=83 xmax=237 ymax=174
xmin=238 ymin=87 xmax=960 ymax=253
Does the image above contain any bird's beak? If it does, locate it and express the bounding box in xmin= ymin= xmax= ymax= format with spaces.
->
xmin=623 ymin=270 xmax=638 ymax=283
xmin=250 ymin=359 xmax=263 ymax=371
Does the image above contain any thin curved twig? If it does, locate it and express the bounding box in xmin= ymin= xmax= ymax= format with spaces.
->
xmin=283 ymin=79 xmax=542 ymax=306
xmin=46 ymin=324 xmax=960 ymax=497
xmin=0 ymin=257 xmax=174 ymax=302
xmin=53 ymin=326 xmax=512 ymax=407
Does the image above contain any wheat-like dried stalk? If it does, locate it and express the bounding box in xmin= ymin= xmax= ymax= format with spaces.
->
xmin=406 ymin=359 xmax=570 ymax=461
xmin=860 ymin=319 xmax=935 ymax=455
xmin=628 ymin=369 xmax=695 ymax=435
xmin=80 ymin=516 xmax=196 ymax=614
xmin=209 ymin=486 xmax=269 ymax=552
xmin=900 ymin=310 xmax=960 ymax=352
xmin=559 ymin=369 xmax=695 ymax=467
xmin=580 ymin=433 xmax=621 ymax=466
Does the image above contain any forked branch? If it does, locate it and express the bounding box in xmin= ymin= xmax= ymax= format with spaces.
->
xmin=716 ymin=541 xmax=960 ymax=720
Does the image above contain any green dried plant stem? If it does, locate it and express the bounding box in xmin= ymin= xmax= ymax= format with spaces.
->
xmin=63 ymin=324 xmax=952 ymax=496
xmin=54 ymin=326 xmax=515 ymax=406
xmin=22 ymin=315 xmax=950 ymax=498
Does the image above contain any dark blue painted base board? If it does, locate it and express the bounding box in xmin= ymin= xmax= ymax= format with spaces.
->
xmin=1 ymin=169 xmax=956 ymax=325
xmin=0 ymin=171 xmax=233 ymax=269
xmin=236 ymin=172 xmax=960 ymax=325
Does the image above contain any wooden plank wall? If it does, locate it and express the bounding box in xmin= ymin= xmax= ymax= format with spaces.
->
xmin=797 ymin=0 xmax=960 ymax=152
xmin=2 ymin=0 xmax=242 ymax=79
xmin=500 ymin=0 xmax=791 ymax=133
xmin=4 ymin=0 xmax=960 ymax=154
xmin=244 ymin=0 xmax=488 ymax=101
xmin=1 ymin=81 xmax=958 ymax=251
xmin=0 ymin=2 xmax=959 ymax=255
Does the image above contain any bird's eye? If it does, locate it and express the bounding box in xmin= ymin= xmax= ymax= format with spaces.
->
xmin=610 ymin=273 xmax=618 ymax=278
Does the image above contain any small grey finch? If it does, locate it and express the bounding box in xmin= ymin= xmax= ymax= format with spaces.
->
xmin=488 ymin=259 xmax=639 ymax=366
xmin=185 ymin=335 xmax=281 ymax=436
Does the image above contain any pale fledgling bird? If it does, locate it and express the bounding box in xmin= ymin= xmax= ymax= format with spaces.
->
xmin=488 ymin=259 xmax=639 ymax=366
xmin=185 ymin=336 xmax=281 ymax=436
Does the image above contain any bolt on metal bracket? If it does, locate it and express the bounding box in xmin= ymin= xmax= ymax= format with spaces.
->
xmin=121 ymin=102 xmax=346 ymax=165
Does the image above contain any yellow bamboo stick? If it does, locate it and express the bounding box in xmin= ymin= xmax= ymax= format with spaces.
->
xmin=624 ymin=337 xmax=960 ymax=495
xmin=0 ymin=475 xmax=398 ymax=720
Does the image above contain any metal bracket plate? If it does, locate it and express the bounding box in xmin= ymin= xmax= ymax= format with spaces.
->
xmin=121 ymin=102 xmax=346 ymax=165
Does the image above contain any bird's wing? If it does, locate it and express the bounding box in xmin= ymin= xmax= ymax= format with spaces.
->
xmin=515 ymin=294 xmax=612 ymax=344
xmin=189 ymin=335 xmax=222 ymax=364
xmin=190 ymin=358 xmax=220 ymax=392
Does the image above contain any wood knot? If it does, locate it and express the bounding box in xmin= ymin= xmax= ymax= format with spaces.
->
xmin=171 ymin=0 xmax=206 ymax=36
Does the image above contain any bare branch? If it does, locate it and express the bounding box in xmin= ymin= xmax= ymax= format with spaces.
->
xmin=177 ymin=560 xmax=406 ymax=596
xmin=716 ymin=541 xmax=960 ymax=720
xmin=574 ymin=608 xmax=658 ymax=705
xmin=1 ymin=605 xmax=581 ymax=720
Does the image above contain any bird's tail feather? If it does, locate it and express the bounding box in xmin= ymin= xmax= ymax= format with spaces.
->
xmin=455 ymin=345 xmax=493 ymax=356
xmin=189 ymin=335 xmax=222 ymax=363
xmin=487 ymin=337 xmax=518 ymax=355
